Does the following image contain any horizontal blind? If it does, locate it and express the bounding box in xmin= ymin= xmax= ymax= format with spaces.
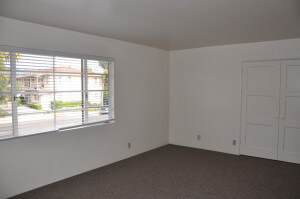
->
xmin=0 ymin=46 xmax=114 ymax=139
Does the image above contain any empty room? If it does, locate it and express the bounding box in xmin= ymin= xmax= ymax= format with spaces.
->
xmin=0 ymin=0 xmax=300 ymax=198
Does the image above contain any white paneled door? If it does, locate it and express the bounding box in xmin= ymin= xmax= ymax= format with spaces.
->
xmin=240 ymin=61 xmax=281 ymax=160
xmin=278 ymin=60 xmax=300 ymax=164
xmin=241 ymin=60 xmax=300 ymax=164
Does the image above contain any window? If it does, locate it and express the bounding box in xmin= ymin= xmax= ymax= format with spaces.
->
xmin=0 ymin=46 xmax=114 ymax=139
xmin=34 ymin=94 xmax=39 ymax=101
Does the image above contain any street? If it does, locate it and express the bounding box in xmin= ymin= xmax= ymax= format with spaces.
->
xmin=0 ymin=107 xmax=109 ymax=136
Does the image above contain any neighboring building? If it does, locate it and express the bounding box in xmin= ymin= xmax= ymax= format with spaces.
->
xmin=17 ymin=66 xmax=104 ymax=110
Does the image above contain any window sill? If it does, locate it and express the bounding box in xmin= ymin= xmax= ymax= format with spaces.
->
xmin=0 ymin=119 xmax=114 ymax=141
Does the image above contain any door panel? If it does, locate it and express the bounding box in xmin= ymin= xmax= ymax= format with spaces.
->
xmin=247 ymin=66 xmax=276 ymax=91
xmin=285 ymin=97 xmax=300 ymax=122
xmin=246 ymin=95 xmax=275 ymax=121
xmin=278 ymin=60 xmax=300 ymax=164
xmin=283 ymin=127 xmax=300 ymax=153
xmin=245 ymin=123 xmax=274 ymax=149
xmin=286 ymin=65 xmax=300 ymax=91
xmin=240 ymin=61 xmax=280 ymax=160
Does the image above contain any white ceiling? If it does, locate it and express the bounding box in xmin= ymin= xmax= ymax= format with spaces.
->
xmin=0 ymin=0 xmax=299 ymax=50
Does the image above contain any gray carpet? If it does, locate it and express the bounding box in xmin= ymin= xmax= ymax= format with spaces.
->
xmin=10 ymin=145 xmax=300 ymax=199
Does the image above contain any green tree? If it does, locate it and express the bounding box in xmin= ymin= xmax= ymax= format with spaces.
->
xmin=0 ymin=52 xmax=10 ymax=105
xmin=0 ymin=52 xmax=22 ymax=104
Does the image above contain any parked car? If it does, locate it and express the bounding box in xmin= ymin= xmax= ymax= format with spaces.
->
xmin=100 ymin=106 xmax=109 ymax=114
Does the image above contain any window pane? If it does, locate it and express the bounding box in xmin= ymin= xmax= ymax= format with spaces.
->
xmin=54 ymin=57 xmax=82 ymax=92
xmin=0 ymin=52 xmax=13 ymax=137
xmin=87 ymin=75 xmax=106 ymax=90
xmin=18 ymin=113 xmax=55 ymax=136
xmin=87 ymin=60 xmax=106 ymax=74
xmin=17 ymin=92 xmax=54 ymax=114
xmin=16 ymin=53 xmax=53 ymax=73
xmin=87 ymin=60 xmax=108 ymax=91
xmin=17 ymin=73 xmax=54 ymax=92
xmin=54 ymin=91 xmax=83 ymax=128
xmin=86 ymin=60 xmax=113 ymax=123
xmin=16 ymin=92 xmax=55 ymax=135
xmin=87 ymin=107 xmax=109 ymax=123
xmin=0 ymin=93 xmax=13 ymax=137
xmin=88 ymin=91 xmax=103 ymax=107
xmin=55 ymin=75 xmax=82 ymax=92
xmin=53 ymin=57 xmax=82 ymax=129
xmin=87 ymin=91 xmax=109 ymax=123
xmin=14 ymin=53 xmax=56 ymax=135
xmin=0 ymin=51 xmax=10 ymax=71
xmin=55 ymin=57 xmax=81 ymax=73
xmin=56 ymin=110 xmax=83 ymax=129
xmin=0 ymin=52 xmax=11 ymax=94
xmin=0 ymin=71 xmax=11 ymax=93
xmin=54 ymin=92 xmax=83 ymax=110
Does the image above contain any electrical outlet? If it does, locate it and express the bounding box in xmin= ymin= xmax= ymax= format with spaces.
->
xmin=232 ymin=140 xmax=236 ymax=146
xmin=197 ymin=135 xmax=201 ymax=141
xmin=128 ymin=142 xmax=131 ymax=148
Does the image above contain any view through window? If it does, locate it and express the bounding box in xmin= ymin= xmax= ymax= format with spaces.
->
xmin=0 ymin=48 xmax=114 ymax=139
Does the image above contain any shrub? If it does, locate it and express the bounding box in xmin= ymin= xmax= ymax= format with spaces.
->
xmin=88 ymin=102 xmax=101 ymax=107
xmin=27 ymin=103 xmax=42 ymax=110
xmin=51 ymin=100 xmax=82 ymax=110
xmin=0 ymin=108 xmax=6 ymax=117
xmin=17 ymin=97 xmax=23 ymax=106
xmin=51 ymin=100 xmax=61 ymax=109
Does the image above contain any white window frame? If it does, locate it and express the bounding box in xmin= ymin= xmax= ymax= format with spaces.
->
xmin=0 ymin=45 xmax=115 ymax=140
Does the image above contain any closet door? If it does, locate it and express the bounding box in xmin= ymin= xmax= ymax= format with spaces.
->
xmin=240 ymin=61 xmax=280 ymax=160
xmin=278 ymin=60 xmax=300 ymax=164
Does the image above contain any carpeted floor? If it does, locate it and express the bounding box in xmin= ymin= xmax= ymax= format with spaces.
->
xmin=10 ymin=145 xmax=300 ymax=199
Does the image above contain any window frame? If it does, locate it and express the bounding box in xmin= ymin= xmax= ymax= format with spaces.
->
xmin=0 ymin=45 xmax=115 ymax=140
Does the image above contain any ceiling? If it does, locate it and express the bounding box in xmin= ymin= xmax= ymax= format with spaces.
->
xmin=0 ymin=0 xmax=299 ymax=50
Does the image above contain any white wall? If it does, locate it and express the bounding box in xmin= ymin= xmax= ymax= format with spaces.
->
xmin=0 ymin=17 xmax=169 ymax=199
xmin=169 ymin=39 xmax=300 ymax=155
